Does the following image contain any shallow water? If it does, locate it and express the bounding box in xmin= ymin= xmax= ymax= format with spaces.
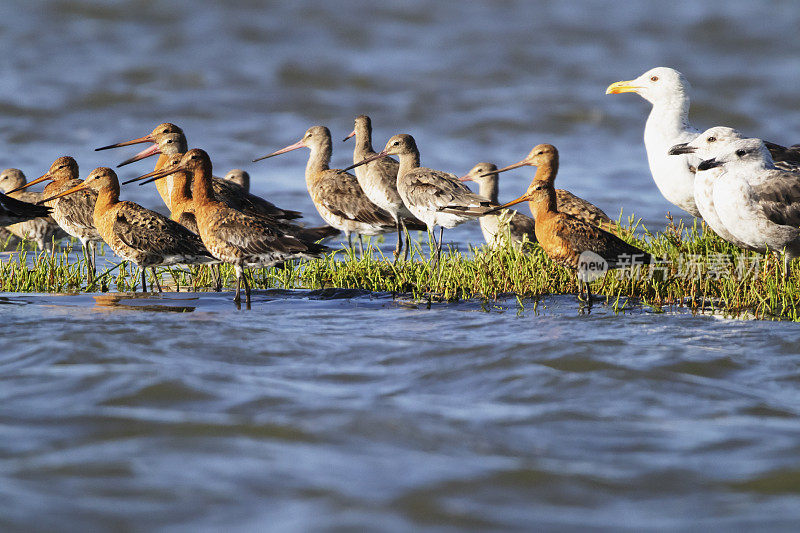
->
xmin=2 ymin=0 xmax=800 ymax=530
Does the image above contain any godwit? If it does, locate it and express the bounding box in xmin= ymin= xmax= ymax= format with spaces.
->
xmin=141 ymin=149 xmax=329 ymax=304
xmin=7 ymin=156 xmax=102 ymax=282
xmin=96 ymin=123 xmax=305 ymax=222
xmin=344 ymin=134 xmax=500 ymax=262
xmin=0 ymin=169 xmax=64 ymax=250
xmin=695 ymin=138 xmax=800 ymax=276
xmin=488 ymin=144 xmax=650 ymax=300
xmin=254 ymin=126 xmax=423 ymax=252
xmin=343 ymin=115 xmax=423 ymax=259
xmin=456 ymin=163 xmax=536 ymax=248
xmin=606 ymin=67 xmax=800 ymax=217
xmin=41 ymin=167 xmax=216 ymax=293
xmin=223 ymin=169 xmax=250 ymax=191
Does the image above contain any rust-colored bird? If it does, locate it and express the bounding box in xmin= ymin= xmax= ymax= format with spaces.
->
xmin=140 ymin=149 xmax=330 ymax=304
xmin=0 ymin=168 xmax=65 ymax=250
xmin=6 ymin=157 xmax=102 ymax=282
xmin=254 ymin=126 xmax=424 ymax=252
xmin=95 ymin=122 xmax=312 ymax=225
xmin=488 ymin=144 xmax=650 ymax=300
xmin=41 ymin=167 xmax=216 ymax=293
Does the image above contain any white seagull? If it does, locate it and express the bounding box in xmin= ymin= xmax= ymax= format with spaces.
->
xmin=606 ymin=66 xmax=800 ymax=218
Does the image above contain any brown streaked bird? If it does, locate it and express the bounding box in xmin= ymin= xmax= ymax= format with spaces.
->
xmin=343 ymin=115 xmax=424 ymax=260
xmin=488 ymin=144 xmax=651 ymax=300
xmin=0 ymin=168 xmax=65 ymax=250
xmin=472 ymin=147 xmax=615 ymax=230
xmin=139 ymin=149 xmax=329 ymax=304
xmin=7 ymin=157 xmax=102 ymax=281
xmin=343 ymin=133 xmax=489 ymax=263
xmin=455 ymin=163 xmax=537 ymax=248
xmin=254 ymin=126 xmax=424 ymax=252
xmin=41 ymin=167 xmax=216 ymax=293
xmin=223 ymin=169 xmax=250 ymax=192
xmin=95 ymin=122 xmax=306 ymax=223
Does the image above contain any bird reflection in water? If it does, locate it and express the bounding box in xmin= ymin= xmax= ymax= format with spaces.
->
xmin=92 ymin=293 xmax=198 ymax=313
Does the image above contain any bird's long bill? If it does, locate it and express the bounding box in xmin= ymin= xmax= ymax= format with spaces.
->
xmin=116 ymin=143 xmax=162 ymax=167
xmin=95 ymin=133 xmax=154 ymax=152
xmin=482 ymin=192 xmax=531 ymax=215
xmin=39 ymin=181 xmax=87 ymax=204
xmin=342 ymin=130 xmax=356 ymax=142
xmin=252 ymin=139 xmax=306 ymax=162
xmin=668 ymin=143 xmax=695 ymax=155
xmin=697 ymin=158 xmax=722 ymax=171
xmin=341 ymin=151 xmax=388 ymax=172
xmin=124 ymin=165 xmax=186 ymax=186
xmin=480 ymin=160 xmax=527 ymax=178
xmin=6 ymin=173 xmax=49 ymax=194
xmin=605 ymin=80 xmax=640 ymax=94
xmin=458 ymin=174 xmax=473 ymax=182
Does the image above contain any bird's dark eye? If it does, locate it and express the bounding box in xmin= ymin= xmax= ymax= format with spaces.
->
xmin=707 ymin=136 xmax=716 ymax=142
xmin=650 ymin=76 xmax=659 ymax=82
xmin=735 ymin=149 xmax=746 ymax=157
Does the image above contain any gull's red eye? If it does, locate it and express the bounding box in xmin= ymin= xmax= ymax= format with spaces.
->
xmin=650 ymin=76 xmax=659 ymax=82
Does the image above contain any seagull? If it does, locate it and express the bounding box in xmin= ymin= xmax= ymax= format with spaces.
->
xmin=606 ymin=66 xmax=800 ymax=217
xmin=696 ymin=137 xmax=800 ymax=276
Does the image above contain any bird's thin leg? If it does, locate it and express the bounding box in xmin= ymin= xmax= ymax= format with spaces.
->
xmin=233 ymin=269 xmax=242 ymax=303
xmin=243 ymin=268 xmax=251 ymax=304
xmin=141 ymin=268 xmax=147 ymax=293
xmin=436 ymin=227 xmax=444 ymax=266
xmin=359 ymin=235 xmax=365 ymax=258
xmin=152 ymin=268 xmax=163 ymax=292
xmin=401 ymin=219 xmax=410 ymax=261
xmin=347 ymin=233 xmax=353 ymax=251
xmin=393 ymin=219 xmax=402 ymax=262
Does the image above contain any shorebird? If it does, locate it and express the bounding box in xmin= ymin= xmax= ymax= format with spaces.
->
xmin=0 ymin=169 xmax=64 ymax=250
xmin=254 ymin=126 xmax=424 ymax=252
xmin=455 ymin=163 xmax=536 ymax=248
xmin=41 ymin=167 xmax=216 ymax=293
xmin=606 ymin=66 xmax=800 ymax=217
xmin=450 ymin=146 xmax=615 ymax=229
xmin=140 ymin=149 xmax=329 ymax=304
xmin=343 ymin=115 xmax=423 ymax=259
xmin=343 ymin=133 xmax=488 ymax=262
xmin=5 ymin=157 xmax=102 ymax=281
xmin=695 ymin=138 xmax=800 ymax=276
xmin=487 ymin=144 xmax=651 ymax=300
xmin=96 ymin=122 xmax=307 ymax=223
xmin=223 ymin=169 xmax=250 ymax=191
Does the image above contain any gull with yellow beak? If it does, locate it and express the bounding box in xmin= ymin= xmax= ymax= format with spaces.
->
xmin=606 ymin=66 xmax=800 ymax=218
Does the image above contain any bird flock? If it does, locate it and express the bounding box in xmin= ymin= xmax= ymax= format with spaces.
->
xmin=0 ymin=66 xmax=797 ymax=305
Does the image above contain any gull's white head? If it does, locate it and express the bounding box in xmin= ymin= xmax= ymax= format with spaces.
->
xmin=606 ymin=67 xmax=690 ymax=107
xmin=696 ymin=137 xmax=773 ymax=172
xmin=669 ymin=127 xmax=745 ymax=160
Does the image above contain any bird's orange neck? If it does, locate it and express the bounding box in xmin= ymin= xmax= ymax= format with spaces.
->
xmin=191 ymin=163 xmax=217 ymax=208
xmin=94 ymin=184 xmax=120 ymax=222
